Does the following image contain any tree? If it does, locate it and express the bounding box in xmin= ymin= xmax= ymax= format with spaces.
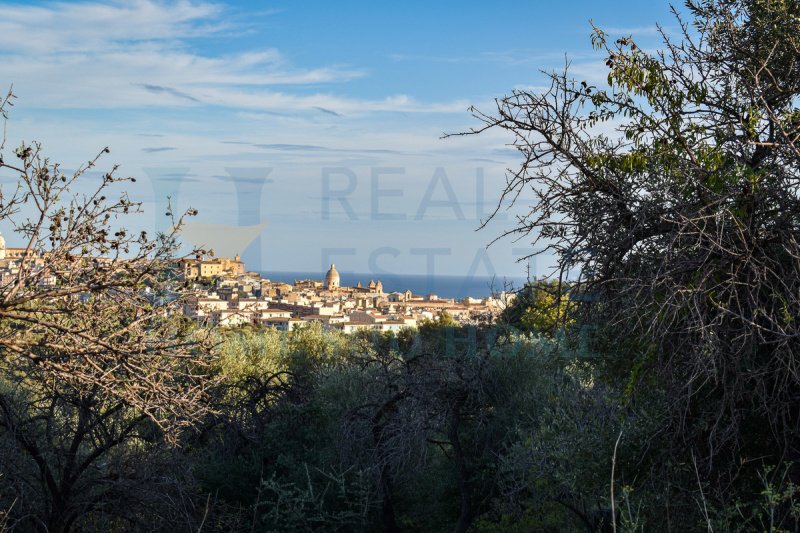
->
xmin=501 ymin=279 xmax=573 ymax=336
xmin=339 ymin=323 xmax=560 ymax=533
xmin=458 ymin=0 xmax=800 ymax=509
xmin=0 ymin=88 xmax=215 ymax=434
xmin=0 ymin=88 xmax=217 ymax=529
xmin=188 ymin=326 xmax=374 ymax=532
xmin=0 ymin=364 xmax=203 ymax=532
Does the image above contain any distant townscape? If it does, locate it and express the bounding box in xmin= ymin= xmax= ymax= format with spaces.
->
xmin=0 ymin=233 xmax=514 ymax=331
xmin=181 ymin=255 xmax=515 ymax=330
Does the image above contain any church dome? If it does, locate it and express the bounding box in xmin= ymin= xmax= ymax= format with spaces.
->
xmin=325 ymin=264 xmax=340 ymax=289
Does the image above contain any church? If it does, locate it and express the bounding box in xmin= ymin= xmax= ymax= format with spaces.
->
xmin=323 ymin=263 xmax=383 ymax=295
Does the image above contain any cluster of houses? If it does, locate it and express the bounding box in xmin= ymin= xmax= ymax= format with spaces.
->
xmin=0 ymin=233 xmax=57 ymax=288
xmin=181 ymin=259 xmax=514 ymax=332
xmin=0 ymin=236 xmax=513 ymax=333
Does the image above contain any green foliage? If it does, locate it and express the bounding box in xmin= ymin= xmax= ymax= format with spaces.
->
xmin=502 ymin=280 xmax=574 ymax=336
xmin=184 ymin=307 xmax=800 ymax=531
xmin=461 ymin=0 xmax=800 ymax=528
xmin=708 ymin=463 xmax=800 ymax=532
xmin=189 ymin=322 xmax=618 ymax=532
xmin=255 ymin=466 xmax=374 ymax=532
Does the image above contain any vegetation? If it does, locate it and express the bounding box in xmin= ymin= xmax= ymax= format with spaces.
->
xmin=457 ymin=0 xmax=800 ymax=527
xmin=1 ymin=0 xmax=800 ymax=530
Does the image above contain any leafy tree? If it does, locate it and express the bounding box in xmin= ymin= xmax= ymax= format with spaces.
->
xmin=188 ymin=326 xmax=374 ymax=532
xmin=459 ymin=0 xmax=800 ymax=517
xmin=501 ymin=280 xmax=573 ymax=336
xmin=337 ymin=323 xmax=561 ymax=533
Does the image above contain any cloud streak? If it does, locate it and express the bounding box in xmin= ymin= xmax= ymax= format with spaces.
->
xmin=139 ymin=84 xmax=199 ymax=103
xmin=0 ymin=0 xmax=466 ymax=115
xmin=141 ymin=146 xmax=177 ymax=153
xmin=224 ymin=141 xmax=408 ymax=155
xmin=314 ymin=106 xmax=342 ymax=117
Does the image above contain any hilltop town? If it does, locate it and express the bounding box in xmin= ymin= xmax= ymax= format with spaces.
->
xmin=0 ymin=233 xmax=514 ymax=332
xmin=181 ymin=255 xmax=515 ymax=331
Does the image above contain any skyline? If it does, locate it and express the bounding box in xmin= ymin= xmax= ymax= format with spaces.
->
xmin=0 ymin=0 xmax=677 ymax=277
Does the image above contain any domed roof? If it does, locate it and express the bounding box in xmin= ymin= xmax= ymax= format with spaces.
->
xmin=325 ymin=263 xmax=340 ymax=288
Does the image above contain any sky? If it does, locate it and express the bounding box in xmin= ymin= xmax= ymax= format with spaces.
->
xmin=0 ymin=0 xmax=678 ymax=281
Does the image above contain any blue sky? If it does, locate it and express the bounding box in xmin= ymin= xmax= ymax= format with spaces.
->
xmin=0 ymin=0 xmax=677 ymax=280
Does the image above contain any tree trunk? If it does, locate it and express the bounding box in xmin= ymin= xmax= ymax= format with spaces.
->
xmin=448 ymin=405 xmax=472 ymax=533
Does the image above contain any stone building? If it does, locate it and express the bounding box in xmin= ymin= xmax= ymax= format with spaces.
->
xmin=324 ymin=263 xmax=340 ymax=289
xmin=181 ymin=254 xmax=245 ymax=280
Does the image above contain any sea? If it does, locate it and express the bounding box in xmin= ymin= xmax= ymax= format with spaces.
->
xmin=257 ymin=271 xmax=528 ymax=300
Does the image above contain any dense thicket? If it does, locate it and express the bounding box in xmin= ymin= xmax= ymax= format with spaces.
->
xmin=0 ymin=321 xmax=790 ymax=531
xmin=459 ymin=0 xmax=800 ymax=525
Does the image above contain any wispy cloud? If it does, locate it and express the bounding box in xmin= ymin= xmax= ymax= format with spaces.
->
xmin=138 ymin=84 xmax=199 ymax=103
xmin=223 ymin=141 xmax=407 ymax=155
xmin=141 ymin=146 xmax=177 ymax=153
xmin=0 ymin=0 xmax=225 ymax=54
xmin=252 ymin=143 xmax=327 ymax=151
xmin=0 ymin=0 xmax=465 ymax=115
xmin=314 ymin=106 xmax=342 ymax=117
